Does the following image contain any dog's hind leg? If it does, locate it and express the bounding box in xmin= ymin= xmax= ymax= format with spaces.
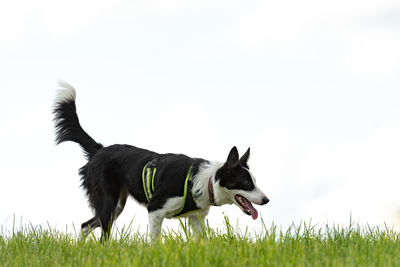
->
xmin=81 ymin=190 xmax=128 ymax=238
xmin=113 ymin=189 xmax=128 ymax=219
xmin=81 ymin=216 xmax=100 ymax=236
xmin=97 ymin=195 xmax=119 ymax=241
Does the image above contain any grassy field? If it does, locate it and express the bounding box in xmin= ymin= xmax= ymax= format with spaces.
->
xmin=1 ymin=218 xmax=400 ymax=267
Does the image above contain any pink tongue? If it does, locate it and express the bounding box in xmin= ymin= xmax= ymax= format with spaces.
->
xmin=243 ymin=198 xmax=258 ymax=220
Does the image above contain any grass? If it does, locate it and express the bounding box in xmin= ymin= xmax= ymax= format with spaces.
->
xmin=1 ymin=218 xmax=400 ymax=267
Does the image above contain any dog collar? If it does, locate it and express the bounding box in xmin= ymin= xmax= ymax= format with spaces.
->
xmin=208 ymin=177 xmax=217 ymax=206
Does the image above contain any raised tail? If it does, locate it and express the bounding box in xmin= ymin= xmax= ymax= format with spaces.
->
xmin=53 ymin=81 xmax=103 ymax=159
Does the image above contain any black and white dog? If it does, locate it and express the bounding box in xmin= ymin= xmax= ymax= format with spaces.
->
xmin=53 ymin=82 xmax=269 ymax=240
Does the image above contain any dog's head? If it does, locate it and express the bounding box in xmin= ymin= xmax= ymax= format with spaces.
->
xmin=215 ymin=146 xmax=269 ymax=220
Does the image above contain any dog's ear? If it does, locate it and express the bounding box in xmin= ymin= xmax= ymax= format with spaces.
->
xmin=240 ymin=147 xmax=250 ymax=167
xmin=217 ymin=146 xmax=239 ymax=182
xmin=226 ymin=146 xmax=239 ymax=167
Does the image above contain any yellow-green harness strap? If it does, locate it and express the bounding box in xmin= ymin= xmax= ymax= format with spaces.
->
xmin=175 ymin=165 xmax=193 ymax=215
xmin=146 ymin=168 xmax=152 ymax=199
xmin=142 ymin=161 xmax=156 ymax=202
xmin=151 ymin=168 xmax=156 ymax=192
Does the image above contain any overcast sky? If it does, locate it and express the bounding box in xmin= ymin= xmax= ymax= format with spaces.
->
xmin=1 ymin=0 xmax=400 ymax=236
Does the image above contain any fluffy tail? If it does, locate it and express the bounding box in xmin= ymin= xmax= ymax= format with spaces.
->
xmin=53 ymin=81 xmax=103 ymax=159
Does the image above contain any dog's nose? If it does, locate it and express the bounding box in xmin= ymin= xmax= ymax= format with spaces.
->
xmin=261 ymin=197 xmax=269 ymax=205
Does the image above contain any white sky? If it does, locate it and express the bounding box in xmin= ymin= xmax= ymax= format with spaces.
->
xmin=1 ymin=0 xmax=400 ymax=235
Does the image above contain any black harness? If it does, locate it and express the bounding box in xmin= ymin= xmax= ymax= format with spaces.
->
xmin=142 ymin=160 xmax=200 ymax=217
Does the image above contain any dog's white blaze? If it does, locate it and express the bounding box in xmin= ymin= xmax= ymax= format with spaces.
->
xmin=244 ymin=167 xmax=256 ymax=183
xmin=55 ymin=80 xmax=76 ymax=103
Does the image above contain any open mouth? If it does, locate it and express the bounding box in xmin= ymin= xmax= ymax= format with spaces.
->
xmin=234 ymin=194 xmax=258 ymax=220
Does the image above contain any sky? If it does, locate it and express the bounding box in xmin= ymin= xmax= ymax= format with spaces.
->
xmin=1 ymin=0 xmax=400 ymax=236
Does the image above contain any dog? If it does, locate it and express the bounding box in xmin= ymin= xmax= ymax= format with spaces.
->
xmin=53 ymin=81 xmax=269 ymax=240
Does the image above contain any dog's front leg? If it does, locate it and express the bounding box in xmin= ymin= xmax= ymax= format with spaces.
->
xmin=148 ymin=212 xmax=164 ymax=239
xmin=188 ymin=215 xmax=206 ymax=237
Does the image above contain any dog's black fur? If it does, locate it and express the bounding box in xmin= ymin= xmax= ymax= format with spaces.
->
xmin=53 ymin=83 xmax=269 ymax=240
